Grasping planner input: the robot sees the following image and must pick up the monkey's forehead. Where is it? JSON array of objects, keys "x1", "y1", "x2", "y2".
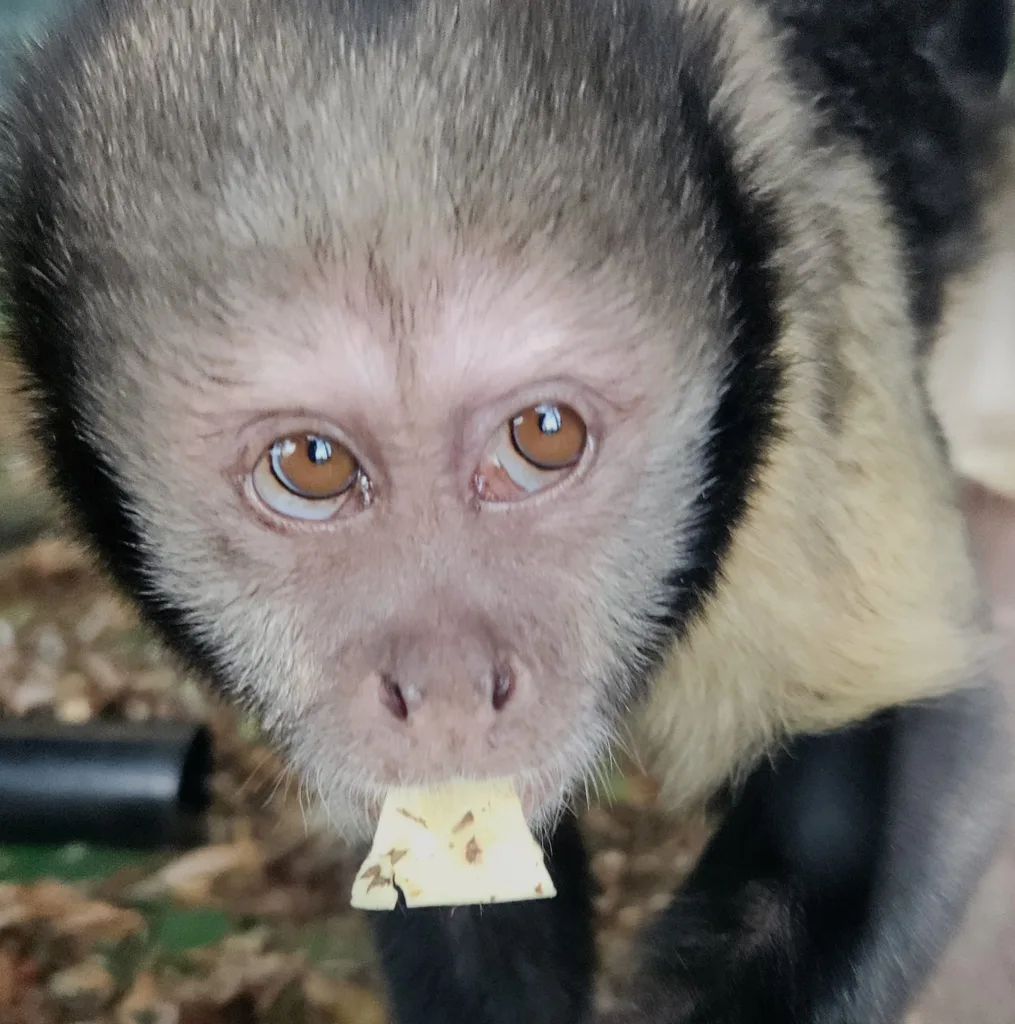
[{"x1": 2, "y1": 0, "x2": 741, "y2": 308}]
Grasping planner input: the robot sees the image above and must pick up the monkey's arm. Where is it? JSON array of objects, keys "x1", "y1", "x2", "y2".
[
  {"x1": 368, "y1": 812, "x2": 596, "y2": 1024},
  {"x1": 604, "y1": 681, "x2": 1011, "y2": 1024}
]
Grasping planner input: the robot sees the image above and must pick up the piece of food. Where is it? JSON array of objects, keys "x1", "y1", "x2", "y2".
[{"x1": 350, "y1": 778, "x2": 556, "y2": 910}]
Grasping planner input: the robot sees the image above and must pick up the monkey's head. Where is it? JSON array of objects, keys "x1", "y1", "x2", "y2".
[{"x1": 1, "y1": 0, "x2": 782, "y2": 836}]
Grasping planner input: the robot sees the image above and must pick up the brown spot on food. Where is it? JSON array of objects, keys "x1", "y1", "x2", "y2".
[
  {"x1": 465, "y1": 837, "x2": 482, "y2": 864},
  {"x1": 452, "y1": 811, "x2": 475, "y2": 834},
  {"x1": 396, "y1": 808, "x2": 428, "y2": 827},
  {"x1": 366, "y1": 873, "x2": 391, "y2": 892},
  {"x1": 535, "y1": 884, "x2": 543, "y2": 895},
  {"x1": 359, "y1": 864, "x2": 382, "y2": 881},
  {"x1": 387, "y1": 848, "x2": 408, "y2": 866}
]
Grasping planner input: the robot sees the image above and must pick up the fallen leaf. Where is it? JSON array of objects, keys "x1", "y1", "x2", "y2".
[
  {"x1": 0, "y1": 948, "x2": 34, "y2": 1006},
  {"x1": 46, "y1": 956, "x2": 117, "y2": 1015},
  {"x1": 116, "y1": 971, "x2": 179, "y2": 1024},
  {"x1": 304, "y1": 972, "x2": 388, "y2": 1024},
  {"x1": 58, "y1": 901, "x2": 146, "y2": 946},
  {"x1": 133, "y1": 841, "x2": 263, "y2": 904}
]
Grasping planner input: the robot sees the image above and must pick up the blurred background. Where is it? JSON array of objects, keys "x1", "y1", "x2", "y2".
[{"x1": 0, "y1": 2, "x2": 1014, "y2": 1023}]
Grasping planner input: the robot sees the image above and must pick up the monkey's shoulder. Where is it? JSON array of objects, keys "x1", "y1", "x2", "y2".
[{"x1": 752, "y1": 0, "x2": 1012, "y2": 327}]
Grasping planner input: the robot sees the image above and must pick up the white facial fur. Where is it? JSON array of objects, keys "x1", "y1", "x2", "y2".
[{"x1": 89, "y1": 253, "x2": 721, "y2": 839}]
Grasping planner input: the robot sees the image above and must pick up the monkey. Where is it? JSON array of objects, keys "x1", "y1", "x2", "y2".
[{"x1": 1, "y1": 0, "x2": 1013, "y2": 1021}]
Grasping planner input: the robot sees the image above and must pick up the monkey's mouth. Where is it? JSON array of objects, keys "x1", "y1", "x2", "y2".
[
  {"x1": 292, "y1": 741, "x2": 584, "y2": 843},
  {"x1": 357, "y1": 772, "x2": 567, "y2": 825},
  {"x1": 285, "y1": 692, "x2": 605, "y2": 840}
]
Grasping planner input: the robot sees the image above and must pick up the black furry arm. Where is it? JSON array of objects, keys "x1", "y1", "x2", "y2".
[
  {"x1": 367, "y1": 684, "x2": 1007, "y2": 1024},
  {"x1": 368, "y1": 812, "x2": 597, "y2": 1024},
  {"x1": 600, "y1": 682, "x2": 1011, "y2": 1024}
]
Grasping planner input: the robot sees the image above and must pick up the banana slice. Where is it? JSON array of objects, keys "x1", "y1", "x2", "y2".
[{"x1": 350, "y1": 778, "x2": 557, "y2": 910}]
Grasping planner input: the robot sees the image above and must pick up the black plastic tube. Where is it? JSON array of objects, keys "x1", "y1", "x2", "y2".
[{"x1": 0, "y1": 718, "x2": 213, "y2": 849}]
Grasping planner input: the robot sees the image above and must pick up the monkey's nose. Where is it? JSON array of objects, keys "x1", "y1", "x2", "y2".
[
  {"x1": 379, "y1": 674, "x2": 415, "y2": 721},
  {"x1": 377, "y1": 664, "x2": 516, "y2": 722},
  {"x1": 491, "y1": 666, "x2": 516, "y2": 711}
]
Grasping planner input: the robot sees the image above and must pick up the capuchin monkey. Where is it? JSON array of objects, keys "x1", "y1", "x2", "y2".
[{"x1": 1, "y1": 0, "x2": 1014, "y2": 1021}]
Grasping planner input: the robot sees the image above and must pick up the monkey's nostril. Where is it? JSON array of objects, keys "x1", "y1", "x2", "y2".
[
  {"x1": 492, "y1": 666, "x2": 515, "y2": 711},
  {"x1": 380, "y1": 675, "x2": 410, "y2": 721}
]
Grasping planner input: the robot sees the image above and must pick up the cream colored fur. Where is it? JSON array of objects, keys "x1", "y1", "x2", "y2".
[{"x1": 633, "y1": 0, "x2": 987, "y2": 813}]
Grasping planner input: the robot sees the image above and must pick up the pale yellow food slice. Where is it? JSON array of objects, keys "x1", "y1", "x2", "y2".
[{"x1": 350, "y1": 778, "x2": 557, "y2": 910}]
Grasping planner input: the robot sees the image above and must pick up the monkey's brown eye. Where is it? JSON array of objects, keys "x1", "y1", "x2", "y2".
[
  {"x1": 271, "y1": 435, "x2": 357, "y2": 497},
  {"x1": 510, "y1": 404, "x2": 587, "y2": 470},
  {"x1": 252, "y1": 433, "x2": 363, "y2": 521},
  {"x1": 474, "y1": 403, "x2": 589, "y2": 504}
]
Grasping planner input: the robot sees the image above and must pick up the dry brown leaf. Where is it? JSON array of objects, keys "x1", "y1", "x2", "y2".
[
  {"x1": 57, "y1": 901, "x2": 146, "y2": 946},
  {"x1": 0, "y1": 951, "x2": 18, "y2": 1007},
  {"x1": 0, "y1": 949, "x2": 34, "y2": 1006},
  {"x1": 55, "y1": 694, "x2": 95, "y2": 723},
  {"x1": 46, "y1": 956, "x2": 117, "y2": 1015},
  {"x1": 0, "y1": 886, "x2": 25, "y2": 906},
  {"x1": 0, "y1": 887, "x2": 33, "y2": 933},
  {"x1": 304, "y1": 972, "x2": 388, "y2": 1024},
  {"x1": 132, "y1": 839, "x2": 264, "y2": 904},
  {"x1": 116, "y1": 971, "x2": 179, "y2": 1024},
  {"x1": 0, "y1": 905, "x2": 32, "y2": 933},
  {"x1": 19, "y1": 539, "x2": 92, "y2": 580},
  {"x1": 23, "y1": 881, "x2": 87, "y2": 919}
]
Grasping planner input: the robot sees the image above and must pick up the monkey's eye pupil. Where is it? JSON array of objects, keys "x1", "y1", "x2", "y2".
[
  {"x1": 510, "y1": 403, "x2": 587, "y2": 470},
  {"x1": 267, "y1": 432, "x2": 359, "y2": 500}
]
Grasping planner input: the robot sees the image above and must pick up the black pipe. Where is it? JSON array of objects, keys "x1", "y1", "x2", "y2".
[{"x1": 0, "y1": 718, "x2": 213, "y2": 849}]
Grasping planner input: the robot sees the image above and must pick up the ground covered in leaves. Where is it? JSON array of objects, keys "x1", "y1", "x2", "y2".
[{"x1": 0, "y1": 535, "x2": 710, "y2": 1024}]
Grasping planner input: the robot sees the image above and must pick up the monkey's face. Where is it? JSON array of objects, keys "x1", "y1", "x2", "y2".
[
  {"x1": 2, "y1": 0, "x2": 741, "y2": 838},
  {"x1": 83, "y1": 250, "x2": 721, "y2": 836}
]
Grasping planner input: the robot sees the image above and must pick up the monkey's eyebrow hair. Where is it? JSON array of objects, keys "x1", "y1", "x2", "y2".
[
  {"x1": 201, "y1": 370, "x2": 252, "y2": 388},
  {"x1": 157, "y1": 356, "x2": 252, "y2": 392},
  {"x1": 188, "y1": 405, "x2": 354, "y2": 444},
  {"x1": 192, "y1": 423, "x2": 244, "y2": 443}
]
